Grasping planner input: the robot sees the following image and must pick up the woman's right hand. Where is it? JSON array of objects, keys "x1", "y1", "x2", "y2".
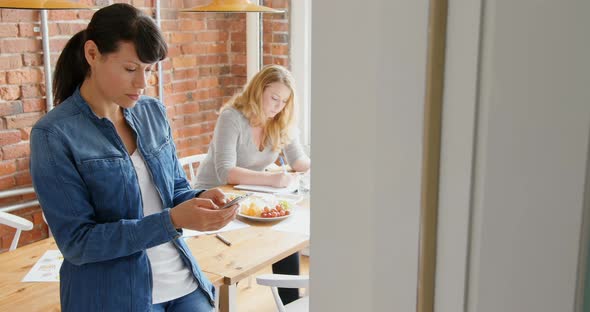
[
  {"x1": 169, "y1": 198, "x2": 237, "y2": 231},
  {"x1": 270, "y1": 172, "x2": 297, "y2": 188}
]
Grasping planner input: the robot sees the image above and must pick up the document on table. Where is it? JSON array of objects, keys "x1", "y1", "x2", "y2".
[
  {"x1": 22, "y1": 250, "x2": 63, "y2": 282},
  {"x1": 272, "y1": 207, "x2": 310, "y2": 236},
  {"x1": 234, "y1": 182, "x2": 298, "y2": 195},
  {"x1": 182, "y1": 219, "x2": 250, "y2": 237}
]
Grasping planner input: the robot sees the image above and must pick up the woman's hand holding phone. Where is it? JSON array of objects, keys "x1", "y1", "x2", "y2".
[
  {"x1": 197, "y1": 188, "x2": 228, "y2": 207},
  {"x1": 170, "y1": 189, "x2": 238, "y2": 231},
  {"x1": 220, "y1": 193, "x2": 252, "y2": 209}
]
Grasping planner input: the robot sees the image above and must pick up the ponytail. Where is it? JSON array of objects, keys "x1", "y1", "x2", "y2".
[
  {"x1": 52, "y1": 3, "x2": 167, "y2": 106},
  {"x1": 53, "y1": 30, "x2": 89, "y2": 105}
]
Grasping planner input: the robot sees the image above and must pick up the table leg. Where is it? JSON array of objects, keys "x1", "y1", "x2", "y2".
[{"x1": 218, "y1": 284, "x2": 237, "y2": 312}]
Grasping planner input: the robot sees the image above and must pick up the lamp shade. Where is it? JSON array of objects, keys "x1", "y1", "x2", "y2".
[
  {"x1": 0, "y1": 0, "x2": 92, "y2": 10},
  {"x1": 181, "y1": 0, "x2": 283, "y2": 13}
]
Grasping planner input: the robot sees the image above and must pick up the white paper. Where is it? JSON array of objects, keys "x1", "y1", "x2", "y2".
[
  {"x1": 22, "y1": 250, "x2": 63, "y2": 282},
  {"x1": 272, "y1": 207, "x2": 310, "y2": 236},
  {"x1": 182, "y1": 219, "x2": 250, "y2": 237},
  {"x1": 234, "y1": 183, "x2": 298, "y2": 194}
]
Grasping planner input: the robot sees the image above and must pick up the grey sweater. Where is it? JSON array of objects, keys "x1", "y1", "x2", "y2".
[{"x1": 194, "y1": 107, "x2": 306, "y2": 189}]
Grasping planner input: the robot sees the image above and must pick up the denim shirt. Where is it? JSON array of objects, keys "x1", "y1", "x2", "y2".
[{"x1": 30, "y1": 88, "x2": 215, "y2": 312}]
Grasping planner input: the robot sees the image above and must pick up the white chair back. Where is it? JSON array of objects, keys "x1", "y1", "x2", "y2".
[
  {"x1": 178, "y1": 154, "x2": 207, "y2": 186},
  {"x1": 0, "y1": 211, "x2": 34, "y2": 251},
  {"x1": 256, "y1": 274, "x2": 309, "y2": 312}
]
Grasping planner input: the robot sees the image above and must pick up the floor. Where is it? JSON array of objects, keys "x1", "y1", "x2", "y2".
[{"x1": 236, "y1": 255, "x2": 309, "y2": 312}]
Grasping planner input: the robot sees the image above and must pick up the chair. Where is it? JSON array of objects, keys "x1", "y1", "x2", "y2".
[
  {"x1": 178, "y1": 154, "x2": 207, "y2": 186},
  {"x1": 0, "y1": 211, "x2": 34, "y2": 251},
  {"x1": 256, "y1": 274, "x2": 309, "y2": 312}
]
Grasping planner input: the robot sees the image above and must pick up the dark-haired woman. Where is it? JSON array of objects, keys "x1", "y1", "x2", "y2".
[{"x1": 29, "y1": 4, "x2": 236, "y2": 311}]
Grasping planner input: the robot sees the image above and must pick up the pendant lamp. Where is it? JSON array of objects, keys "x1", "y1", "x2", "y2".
[
  {"x1": 181, "y1": 0, "x2": 283, "y2": 13},
  {"x1": 0, "y1": 0, "x2": 92, "y2": 10},
  {"x1": 180, "y1": 0, "x2": 283, "y2": 80}
]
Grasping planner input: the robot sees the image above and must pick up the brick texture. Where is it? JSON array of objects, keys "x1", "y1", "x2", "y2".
[{"x1": 0, "y1": 0, "x2": 291, "y2": 253}]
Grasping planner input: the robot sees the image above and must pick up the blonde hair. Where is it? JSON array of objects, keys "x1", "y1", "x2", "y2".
[{"x1": 223, "y1": 64, "x2": 296, "y2": 152}]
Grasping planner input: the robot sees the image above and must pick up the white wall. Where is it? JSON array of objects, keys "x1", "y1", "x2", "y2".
[
  {"x1": 435, "y1": 0, "x2": 483, "y2": 310},
  {"x1": 311, "y1": 0, "x2": 429, "y2": 311},
  {"x1": 437, "y1": 1, "x2": 590, "y2": 312}
]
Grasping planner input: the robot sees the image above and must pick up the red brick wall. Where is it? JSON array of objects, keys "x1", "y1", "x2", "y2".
[
  {"x1": 0, "y1": 0, "x2": 291, "y2": 253},
  {"x1": 262, "y1": 0, "x2": 290, "y2": 67}
]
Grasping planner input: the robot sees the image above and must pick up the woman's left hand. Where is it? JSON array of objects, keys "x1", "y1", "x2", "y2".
[{"x1": 198, "y1": 188, "x2": 227, "y2": 207}]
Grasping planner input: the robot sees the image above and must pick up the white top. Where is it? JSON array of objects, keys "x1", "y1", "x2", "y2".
[
  {"x1": 130, "y1": 150, "x2": 198, "y2": 304},
  {"x1": 195, "y1": 107, "x2": 307, "y2": 189}
]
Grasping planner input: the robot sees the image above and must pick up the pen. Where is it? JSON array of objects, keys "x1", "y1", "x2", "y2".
[
  {"x1": 279, "y1": 154, "x2": 288, "y2": 174},
  {"x1": 215, "y1": 233, "x2": 232, "y2": 246}
]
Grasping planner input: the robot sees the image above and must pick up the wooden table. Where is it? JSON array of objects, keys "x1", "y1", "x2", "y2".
[
  {"x1": 188, "y1": 187, "x2": 310, "y2": 312},
  {"x1": 0, "y1": 238, "x2": 223, "y2": 311},
  {"x1": 0, "y1": 189, "x2": 309, "y2": 312},
  {"x1": 0, "y1": 238, "x2": 61, "y2": 311},
  {"x1": 186, "y1": 226, "x2": 309, "y2": 312}
]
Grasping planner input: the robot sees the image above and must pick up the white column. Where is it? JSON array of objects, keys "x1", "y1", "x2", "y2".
[
  {"x1": 290, "y1": 0, "x2": 311, "y2": 149},
  {"x1": 40, "y1": 10, "x2": 53, "y2": 111},
  {"x1": 246, "y1": 1, "x2": 261, "y2": 81},
  {"x1": 155, "y1": 0, "x2": 164, "y2": 102}
]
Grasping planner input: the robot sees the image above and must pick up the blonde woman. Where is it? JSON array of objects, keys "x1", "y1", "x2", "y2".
[
  {"x1": 195, "y1": 64, "x2": 310, "y2": 190},
  {"x1": 195, "y1": 64, "x2": 310, "y2": 304}
]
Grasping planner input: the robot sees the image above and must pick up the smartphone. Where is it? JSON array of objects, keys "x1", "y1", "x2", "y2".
[{"x1": 220, "y1": 193, "x2": 253, "y2": 209}]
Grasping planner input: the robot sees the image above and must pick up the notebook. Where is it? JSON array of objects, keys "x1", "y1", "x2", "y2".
[{"x1": 234, "y1": 183, "x2": 298, "y2": 194}]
